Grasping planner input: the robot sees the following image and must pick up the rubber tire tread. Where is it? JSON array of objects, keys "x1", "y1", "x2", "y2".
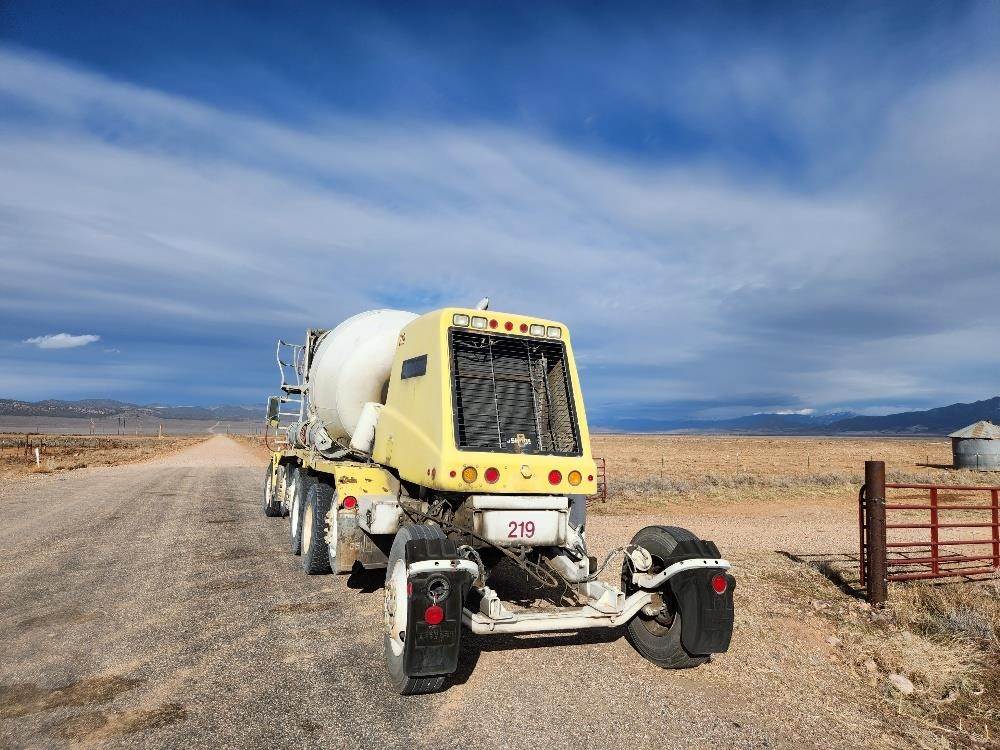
[
  {"x1": 301, "y1": 480, "x2": 333, "y2": 575},
  {"x1": 262, "y1": 466, "x2": 280, "y2": 517},
  {"x1": 623, "y1": 525, "x2": 710, "y2": 669},
  {"x1": 385, "y1": 524, "x2": 450, "y2": 695},
  {"x1": 287, "y1": 467, "x2": 309, "y2": 555}
]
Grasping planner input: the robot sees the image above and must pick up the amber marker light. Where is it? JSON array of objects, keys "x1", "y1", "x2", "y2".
[
  {"x1": 568, "y1": 470, "x2": 582, "y2": 486},
  {"x1": 462, "y1": 466, "x2": 478, "y2": 483}
]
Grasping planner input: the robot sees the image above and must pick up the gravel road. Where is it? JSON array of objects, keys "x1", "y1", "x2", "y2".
[{"x1": 1, "y1": 436, "x2": 896, "y2": 750}]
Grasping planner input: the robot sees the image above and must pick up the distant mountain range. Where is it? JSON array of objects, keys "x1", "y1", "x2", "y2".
[
  {"x1": 4, "y1": 395, "x2": 999, "y2": 435},
  {"x1": 0, "y1": 399, "x2": 261, "y2": 421},
  {"x1": 661, "y1": 411, "x2": 858, "y2": 434},
  {"x1": 603, "y1": 396, "x2": 1000, "y2": 435},
  {"x1": 828, "y1": 397, "x2": 1000, "y2": 435}
]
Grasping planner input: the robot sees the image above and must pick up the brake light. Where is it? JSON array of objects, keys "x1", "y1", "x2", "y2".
[
  {"x1": 711, "y1": 573, "x2": 728, "y2": 595},
  {"x1": 484, "y1": 467, "x2": 500, "y2": 483},
  {"x1": 343, "y1": 496, "x2": 357, "y2": 509},
  {"x1": 519, "y1": 323, "x2": 528, "y2": 333},
  {"x1": 489, "y1": 319, "x2": 498, "y2": 329},
  {"x1": 504, "y1": 321, "x2": 513, "y2": 331},
  {"x1": 424, "y1": 604, "x2": 445, "y2": 626},
  {"x1": 548, "y1": 470, "x2": 562, "y2": 485}
]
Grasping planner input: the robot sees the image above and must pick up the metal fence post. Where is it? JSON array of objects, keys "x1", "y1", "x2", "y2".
[
  {"x1": 992, "y1": 489, "x2": 999, "y2": 571},
  {"x1": 865, "y1": 461, "x2": 887, "y2": 605}
]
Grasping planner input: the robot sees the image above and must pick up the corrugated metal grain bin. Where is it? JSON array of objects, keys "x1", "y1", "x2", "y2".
[{"x1": 949, "y1": 421, "x2": 1000, "y2": 470}]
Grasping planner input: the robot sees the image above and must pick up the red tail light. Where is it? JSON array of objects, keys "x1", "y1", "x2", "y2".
[
  {"x1": 548, "y1": 470, "x2": 562, "y2": 485},
  {"x1": 489, "y1": 319, "x2": 498, "y2": 329},
  {"x1": 484, "y1": 467, "x2": 500, "y2": 483},
  {"x1": 711, "y1": 573, "x2": 728, "y2": 595},
  {"x1": 519, "y1": 323, "x2": 528, "y2": 332},
  {"x1": 504, "y1": 321, "x2": 513, "y2": 331},
  {"x1": 424, "y1": 604, "x2": 444, "y2": 625},
  {"x1": 343, "y1": 495, "x2": 357, "y2": 509}
]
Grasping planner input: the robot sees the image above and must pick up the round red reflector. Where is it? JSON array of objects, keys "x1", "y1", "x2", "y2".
[
  {"x1": 548, "y1": 470, "x2": 562, "y2": 485},
  {"x1": 343, "y1": 495, "x2": 357, "y2": 509},
  {"x1": 711, "y1": 573, "x2": 728, "y2": 595},
  {"x1": 587, "y1": 474, "x2": 594, "y2": 481},
  {"x1": 504, "y1": 321, "x2": 513, "y2": 331},
  {"x1": 424, "y1": 604, "x2": 445, "y2": 626},
  {"x1": 489, "y1": 319, "x2": 498, "y2": 329},
  {"x1": 484, "y1": 467, "x2": 500, "y2": 483},
  {"x1": 449, "y1": 470, "x2": 456, "y2": 478},
  {"x1": 519, "y1": 323, "x2": 528, "y2": 332}
]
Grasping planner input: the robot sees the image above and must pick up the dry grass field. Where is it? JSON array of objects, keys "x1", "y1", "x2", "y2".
[
  {"x1": 0, "y1": 434, "x2": 207, "y2": 478},
  {"x1": 589, "y1": 434, "x2": 1000, "y2": 512}
]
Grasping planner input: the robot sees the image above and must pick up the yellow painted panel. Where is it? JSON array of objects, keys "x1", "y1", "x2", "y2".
[{"x1": 372, "y1": 307, "x2": 597, "y2": 495}]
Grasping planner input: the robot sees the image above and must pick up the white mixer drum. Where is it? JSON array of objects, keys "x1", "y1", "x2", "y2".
[{"x1": 308, "y1": 309, "x2": 417, "y2": 444}]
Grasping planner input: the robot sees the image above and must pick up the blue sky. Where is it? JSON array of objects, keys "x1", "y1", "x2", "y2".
[{"x1": 1, "y1": 2, "x2": 999, "y2": 426}]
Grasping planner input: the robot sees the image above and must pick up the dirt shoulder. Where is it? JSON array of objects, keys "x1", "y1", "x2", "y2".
[{"x1": 0, "y1": 434, "x2": 209, "y2": 479}]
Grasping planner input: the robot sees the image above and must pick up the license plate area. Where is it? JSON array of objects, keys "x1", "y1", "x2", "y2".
[
  {"x1": 414, "y1": 623, "x2": 458, "y2": 647},
  {"x1": 472, "y1": 509, "x2": 567, "y2": 546}
]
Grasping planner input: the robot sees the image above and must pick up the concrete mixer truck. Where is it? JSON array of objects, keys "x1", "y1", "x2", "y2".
[{"x1": 261, "y1": 305, "x2": 734, "y2": 694}]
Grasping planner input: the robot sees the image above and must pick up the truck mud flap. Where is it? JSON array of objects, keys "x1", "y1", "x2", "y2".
[
  {"x1": 335, "y1": 511, "x2": 359, "y2": 573},
  {"x1": 669, "y1": 568, "x2": 735, "y2": 655},
  {"x1": 403, "y1": 538, "x2": 465, "y2": 678}
]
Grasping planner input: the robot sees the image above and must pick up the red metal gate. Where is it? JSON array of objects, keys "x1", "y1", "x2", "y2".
[
  {"x1": 594, "y1": 456, "x2": 607, "y2": 502},
  {"x1": 859, "y1": 460, "x2": 1000, "y2": 603}
]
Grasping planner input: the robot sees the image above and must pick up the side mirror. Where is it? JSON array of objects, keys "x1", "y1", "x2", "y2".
[{"x1": 266, "y1": 396, "x2": 280, "y2": 424}]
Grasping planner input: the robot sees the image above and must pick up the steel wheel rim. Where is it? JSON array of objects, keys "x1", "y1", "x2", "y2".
[
  {"x1": 385, "y1": 559, "x2": 408, "y2": 657},
  {"x1": 302, "y1": 502, "x2": 313, "y2": 554},
  {"x1": 325, "y1": 507, "x2": 337, "y2": 567}
]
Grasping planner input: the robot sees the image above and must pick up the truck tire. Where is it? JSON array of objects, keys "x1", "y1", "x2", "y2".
[
  {"x1": 384, "y1": 524, "x2": 450, "y2": 695},
  {"x1": 288, "y1": 467, "x2": 313, "y2": 555},
  {"x1": 621, "y1": 525, "x2": 710, "y2": 669},
  {"x1": 301, "y1": 480, "x2": 333, "y2": 575},
  {"x1": 275, "y1": 464, "x2": 291, "y2": 516},
  {"x1": 262, "y1": 466, "x2": 281, "y2": 517}
]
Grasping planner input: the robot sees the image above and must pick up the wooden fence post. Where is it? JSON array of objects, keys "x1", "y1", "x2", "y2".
[{"x1": 864, "y1": 460, "x2": 887, "y2": 605}]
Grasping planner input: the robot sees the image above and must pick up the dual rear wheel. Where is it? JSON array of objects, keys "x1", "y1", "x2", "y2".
[{"x1": 263, "y1": 464, "x2": 334, "y2": 575}]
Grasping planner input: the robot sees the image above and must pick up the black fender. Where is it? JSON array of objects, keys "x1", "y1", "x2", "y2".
[
  {"x1": 662, "y1": 539, "x2": 736, "y2": 655},
  {"x1": 403, "y1": 537, "x2": 466, "y2": 678}
]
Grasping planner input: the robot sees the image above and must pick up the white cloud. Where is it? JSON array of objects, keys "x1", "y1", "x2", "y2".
[
  {"x1": 0, "y1": 47, "x2": 999, "y2": 415},
  {"x1": 24, "y1": 333, "x2": 101, "y2": 349}
]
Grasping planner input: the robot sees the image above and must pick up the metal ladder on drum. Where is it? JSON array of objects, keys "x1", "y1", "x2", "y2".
[{"x1": 273, "y1": 339, "x2": 307, "y2": 446}]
